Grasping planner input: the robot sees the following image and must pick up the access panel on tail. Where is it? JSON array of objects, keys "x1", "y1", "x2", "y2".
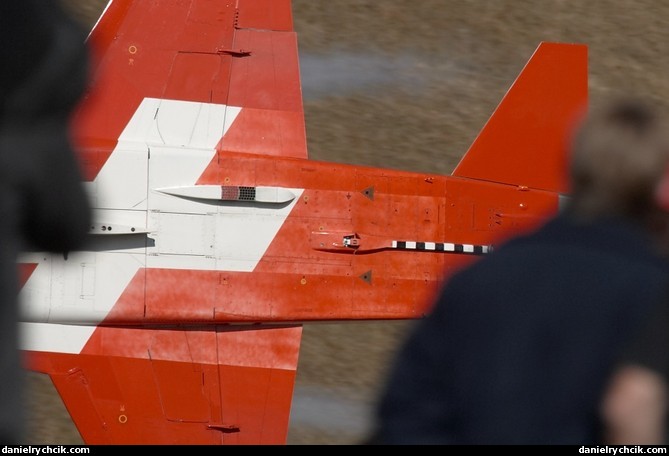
[{"x1": 18, "y1": 0, "x2": 587, "y2": 445}]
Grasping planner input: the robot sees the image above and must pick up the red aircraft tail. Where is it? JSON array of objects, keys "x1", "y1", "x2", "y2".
[
  {"x1": 453, "y1": 42, "x2": 588, "y2": 194},
  {"x1": 19, "y1": 1, "x2": 587, "y2": 443}
]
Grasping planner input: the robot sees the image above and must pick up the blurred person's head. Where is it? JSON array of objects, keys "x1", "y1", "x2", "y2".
[{"x1": 566, "y1": 98, "x2": 669, "y2": 249}]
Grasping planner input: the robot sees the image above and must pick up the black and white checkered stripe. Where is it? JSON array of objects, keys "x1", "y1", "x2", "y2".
[{"x1": 391, "y1": 241, "x2": 492, "y2": 255}]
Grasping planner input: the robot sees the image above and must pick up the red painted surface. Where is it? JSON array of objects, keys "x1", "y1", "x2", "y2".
[
  {"x1": 21, "y1": 0, "x2": 587, "y2": 446},
  {"x1": 26, "y1": 325, "x2": 302, "y2": 444},
  {"x1": 453, "y1": 43, "x2": 588, "y2": 194},
  {"x1": 74, "y1": 0, "x2": 305, "y2": 182},
  {"x1": 18, "y1": 263, "x2": 37, "y2": 288}
]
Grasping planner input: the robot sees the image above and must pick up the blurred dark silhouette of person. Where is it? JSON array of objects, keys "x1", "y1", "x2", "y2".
[
  {"x1": 0, "y1": 1, "x2": 91, "y2": 444},
  {"x1": 370, "y1": 98, "x2": 669, "y2": 444},
  {"x1": 600, "y1": 286, "x2": 669, "y2": 444}
]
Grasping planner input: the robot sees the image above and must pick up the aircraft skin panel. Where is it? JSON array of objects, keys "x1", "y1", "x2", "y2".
[
  {"x1": 236, "y1": 0, "x2": 294, "y2": 32},
  {"x1": 20, "y1": 323, "x2": 97, "y2": 355},
  {"x1": 21, "y1": 154, "x2": 559, "y2": 327},
  {"x1": 216, "y1": 106, "x2": 307, "y2": 159},
  {"x1": 75, "y1": 0, "x2": 306, "y2": 182},
  {"x1": 229, "y1": 30, "x2": 304, "y2": 114},
  {"x1": 25, "y1": 325, "x2": 302, "y2": 445}
]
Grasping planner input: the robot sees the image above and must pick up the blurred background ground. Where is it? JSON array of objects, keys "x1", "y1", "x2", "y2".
[{"x1": 25, "y1": 0, "x2": 669, "y2": 445}]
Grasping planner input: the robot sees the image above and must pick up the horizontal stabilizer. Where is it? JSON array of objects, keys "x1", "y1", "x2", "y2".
[{"x1": 25, "y1": 325, "x2": 303, "y2": 444}]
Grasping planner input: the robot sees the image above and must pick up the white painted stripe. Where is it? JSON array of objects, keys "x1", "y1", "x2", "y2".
[
  {"x1": 406, "y1": 241, "x2": 417, "y2": 249},
  {"x1": 424, "y1": 242, "x2": 436, "y2": 250},
  {"x1": 391, "y1": 240, "x2": 398, "y2": 248},
  {"x1": 463, "y1": 244, "x2": 474, "y2": 253},
  {"x1": 20, "y1": 97, "x2": 305, "y2": 354},
  {"x1": 20, "y1": 322, "x2": 96, "y2": 354},
  {"x1": 444, "y1": 243, "x2": 455, "y2": 251}
]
